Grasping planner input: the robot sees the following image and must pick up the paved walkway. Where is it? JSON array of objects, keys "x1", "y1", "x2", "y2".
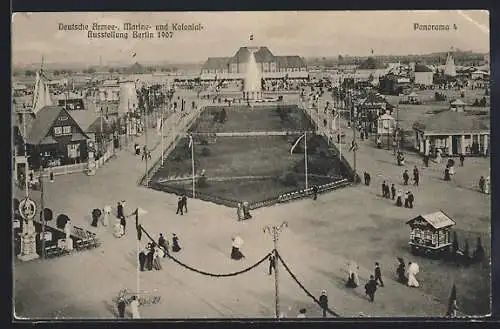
[{"x1": 13, "y1": 90, "x2": 490, "y2": 318}]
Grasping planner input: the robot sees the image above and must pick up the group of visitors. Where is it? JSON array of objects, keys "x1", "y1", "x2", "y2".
[
  {"x1": 344, "y1": 261, "x2": 384, "y2": 303},
  {"x1": 138, "y1": 242, "x2": 164, "y2": 271},
  {"x1": 344, "y1": 258, "x2": 421, "y2": 305},
  {"x1": 396, "y1": 258, "x2": 420, "y2": 288},
  {"x1": 176, "y1": 195, "x2": 188, "y2": 215},
  {"x1": 236, "y1": 202, "x2": 252, "y2": 221},
  {"x1": 137, "y1": 232, "x2": 182, "y2": 272},
  {"x1": 117, "y1": 294, "x2": 140, "y2": 319},
  {"x1": 379, "y1": 179, "x2": 416, "y2": 209},
  {"x1": 133, "y1": 143, "x2": 152, "y2": 160}
]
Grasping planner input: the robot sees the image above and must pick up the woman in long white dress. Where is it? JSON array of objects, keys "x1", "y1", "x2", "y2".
[
  {"x1": 129, "y1": 296, "x2": 140, "y2": 319},
  {"x1": 103, "y1": 205, "x2": 111, "y2": 227},
  {"x1": 407, "y1": 262, "x2": 420, "y2": 287},
  {"x1": 231, "y1": 236, "x2": 245, "y2": 260},
  {"x1": 113, "y1": 218, "x2": 123, "y2": 238}
]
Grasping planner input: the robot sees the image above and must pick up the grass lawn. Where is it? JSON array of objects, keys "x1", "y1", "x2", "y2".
[
  {"x1": 162, "y1": 178, "x2": 313, "y2": 204},
  {"x1": 189, "y1": 105, "x2": 315, "y2": 133},
  {"x1": 152, "y1": 134, "x2": 346, "y2": 204},
  {"x1": 152, "y1": 103, "x2": 348, "y2": 205}
]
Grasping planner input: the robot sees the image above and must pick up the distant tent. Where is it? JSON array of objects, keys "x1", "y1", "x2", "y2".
[{"x1": 32, "y1": 70, "x2": 53, "y2": 115}]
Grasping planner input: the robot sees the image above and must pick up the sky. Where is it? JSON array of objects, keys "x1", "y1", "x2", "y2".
[{"x1": 11, "y1": 10, "x2": 489, "y2": 66}]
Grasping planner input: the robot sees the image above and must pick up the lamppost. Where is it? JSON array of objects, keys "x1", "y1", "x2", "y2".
[
  {"x1": 144, "y1": 89, "x2": 149, "y2": 186},
  {"x1": 263, "y1": 221, "x2": 288, "y2": 319}
]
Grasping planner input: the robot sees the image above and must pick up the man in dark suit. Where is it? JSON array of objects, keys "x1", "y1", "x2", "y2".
[
  {"x1": 268, "y1": 254, "x2": 276, "y2": 275},
  {"x1": 365, "y1": 275, "x2": 378, "y2": 302},
  {"x1": 176, "y1": 197, "x2": 184, "y2": 215},
  {"x1": 319, "y1": 290, "x2": 328, "y2": 318},
  {"x1": 181, "y1": 194, "x2": 188, "y2": 213}
]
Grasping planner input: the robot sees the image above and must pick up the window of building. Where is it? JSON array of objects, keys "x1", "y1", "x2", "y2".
[
  {"x1": 54, "y1": 127, "x2": 62, "y2": 135},
  {"x1": 270, "y1": 62, "x2": 276, "y2": 72},
  {"x1": 63, "y1": 126, "x2": 72, "y2": 134},
  {"x1": 263, "y1": 62, "x2": 269, "y2": 72}
]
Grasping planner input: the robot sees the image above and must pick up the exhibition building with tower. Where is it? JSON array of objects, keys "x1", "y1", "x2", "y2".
[{"x1": 200, "y1": 46, "x2": 309, "y2": 81}]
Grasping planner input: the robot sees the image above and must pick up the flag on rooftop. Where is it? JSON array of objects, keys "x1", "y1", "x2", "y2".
[
  {"x1": 290, "y1": 133, "x2": 306, "y2": 154},
  {"x1": 250, "y1": 34, "x2": 254, "y2": 41}
]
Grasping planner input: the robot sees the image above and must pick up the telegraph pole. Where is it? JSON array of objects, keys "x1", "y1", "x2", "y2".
[
  {"x1": 351, "y1": 89, "x2": 357, "y2": 182},
  {"x1": 39, "y1": 161, "x2": 45, "y2": 259},
  {"x1": 263, "y1": 221, "x2": 288, "y2": 319}
]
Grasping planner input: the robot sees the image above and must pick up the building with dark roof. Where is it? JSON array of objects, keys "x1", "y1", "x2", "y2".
[
  {"x1": 414, "y1": 64, "x2": 434, "y2": 86},
  {"x1": 22, "y1": 106, "x2": 90, "y2": 169},
  {"x1": 201, "y1": 46, "x2": 308, "y2": 80},
  {"x1": 413, "y1": 110, "x2": 489, "y2": 156}
]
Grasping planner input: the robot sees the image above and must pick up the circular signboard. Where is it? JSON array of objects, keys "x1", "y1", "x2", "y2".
[{"x1": 19, "y1": 197, "x2": 37, "y2": 220}]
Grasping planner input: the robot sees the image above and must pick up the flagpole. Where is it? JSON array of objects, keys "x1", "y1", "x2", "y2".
[
  {"x1": 191, "y1": 136, "x2": 195, "y2": 198},
  {"x1": 304, "y1": 131, "x2": 308, "y2": 190},
  {"x1": 161, "y1": 85, "x2": 165, "y2": 166}
]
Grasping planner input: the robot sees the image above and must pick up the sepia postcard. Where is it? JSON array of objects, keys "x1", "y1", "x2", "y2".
[{"x1": 11, "y1": 10, "x2": 491, "y2": 320}]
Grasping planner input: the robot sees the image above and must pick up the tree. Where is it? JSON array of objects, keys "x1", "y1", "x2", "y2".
[{"x1": 25, "y1": 70, "x2": 36, "y2": 77}]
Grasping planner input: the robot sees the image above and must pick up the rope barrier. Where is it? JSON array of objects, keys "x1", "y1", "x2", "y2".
[
  {"x1": 167, "y1": 250, "x2": 273, "y2": 278},
  {"x1": 139, "y1": 225, "x2": 274, "y2": 278},
  {"x1": 276, "y1": 252, "x2": 340, "y2": 317}
]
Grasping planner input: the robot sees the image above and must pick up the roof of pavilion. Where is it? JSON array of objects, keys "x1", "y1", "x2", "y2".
[{"x1": 413, "y1": 110, "x2": 489, "y2": 135}]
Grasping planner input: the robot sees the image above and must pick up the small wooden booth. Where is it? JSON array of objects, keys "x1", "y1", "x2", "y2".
[{"x1": 406, "y1": 210, "x2": 456, "y2": 256}]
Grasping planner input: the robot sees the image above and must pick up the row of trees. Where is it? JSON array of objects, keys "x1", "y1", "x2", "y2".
[{"x1": 306, "y1": 51, "x2": 486, "y2": 68}]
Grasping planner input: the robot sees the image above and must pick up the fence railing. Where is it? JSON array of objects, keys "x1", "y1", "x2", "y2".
[
  {"x1": 140, "y1": 107, "x2": 206, "y2": 187},
  {"x1": 149, "y1": 181, "x2": 241, "y2": 208},
  {"x1": 299, "y1": 104, "x2": 359, "y2": 182},
  {"x1": 278, "y1": 178, "x2": 350, "y2": 203},
  {"x1": 41, "y1": 163, "x2": 87, "y2": 177}
]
